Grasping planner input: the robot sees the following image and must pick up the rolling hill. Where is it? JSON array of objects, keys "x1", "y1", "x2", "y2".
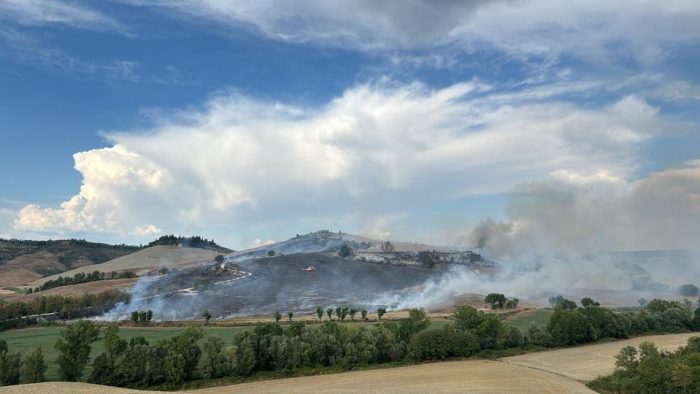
[
  {"x1": 26, "y1": 245, "x2": 221, "y2": 287},
  {"x1": 0, "y1": 239, "x2": 139, "y2": 286}
]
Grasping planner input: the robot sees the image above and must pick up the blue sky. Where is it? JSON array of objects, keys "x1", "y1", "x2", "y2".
[{"x1": 1, "y1": 1, "x2": 699, "y2": 252}]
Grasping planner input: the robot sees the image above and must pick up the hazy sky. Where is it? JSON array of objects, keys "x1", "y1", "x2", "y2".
[{"x1": 1, "y1": 0, "x2": 699, "y2": 250}]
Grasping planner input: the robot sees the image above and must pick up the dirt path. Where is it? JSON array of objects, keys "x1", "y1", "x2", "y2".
[{"x1": 503, "y1": 333, "x2": 698, "y2": 381}]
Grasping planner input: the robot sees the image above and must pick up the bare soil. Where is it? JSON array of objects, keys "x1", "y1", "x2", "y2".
[
  {"x1": 504, "y1": 332, "x2": 698, "y2": 381},
  {"x1": 0, "y1": 360, "x2": 593, "y2": 393},
  {"x1": 3, "y1": 279, "x2": 139, "y2": 302}
]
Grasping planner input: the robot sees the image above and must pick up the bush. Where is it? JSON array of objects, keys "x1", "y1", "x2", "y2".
[
  {"x1": 20, "y1": 347, "x2": 46, "y2": 383},
  {"x1": 547, "y1": 307, "x2": 595, "y2": 346},
  {"x1": 409, "y1": 328, "x2": 454, "y2": 360}
]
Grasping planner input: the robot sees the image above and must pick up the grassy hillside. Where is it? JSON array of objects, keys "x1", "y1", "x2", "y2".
[
  {"x1": 28, "y1": 245, "x2": 220, "y2": 286},
  {"x1": 0, "y1": 239, "x2": 140, "y2": 286},
  {"x1": 503, "y1": 309, "x2": 554, "y2": 332}
]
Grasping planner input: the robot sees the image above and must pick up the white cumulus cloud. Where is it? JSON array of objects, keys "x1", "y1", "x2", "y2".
[{"x1": 12, "y1": 80, "x2": 673, "y2": 247}]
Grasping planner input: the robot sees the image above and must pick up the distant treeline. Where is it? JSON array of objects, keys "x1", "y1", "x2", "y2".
[
  {"x1": 0, "y1": 290, "x2": 129, "y2": 331},
  {"x1": 32, "y1": 271, "x2": 137, "y2": 293},
  {"x1": 147, "y1": 235, "x2": 232, "y2": 253}
]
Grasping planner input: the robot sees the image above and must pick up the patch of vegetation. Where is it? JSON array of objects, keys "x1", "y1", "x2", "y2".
[
  {"x1": 34, "y1": 271, "x2": 137, "y2": 293},
  {"x1": 588, "y1": 336, "x2": 700, "y2": 393},
  {"x1": 147, "y1": 235, "x2": 232, "y2": 253},
  {"x1": 503, "y1": 309, "x2": 554, "y2": 332},
  {"x1": 0, "y1": 239, "x2": 140, "y2": 271},
  {"x1": 0, "y1": 290, "x2": 129, "y2": 328}
]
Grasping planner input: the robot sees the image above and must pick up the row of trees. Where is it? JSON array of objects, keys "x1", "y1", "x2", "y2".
[
  {"x1": 31, "y1": 271, "x2": 137, "y2": 293},
  {"x1": 130, "y1": 310, "x2": 154, "y2": 324},
  {"x1": 589, "y1": 337, "x2": 700, "y2": 393},
  {"x1": 2, "y1": 297, "x2": 698, "y2": 388},
  {"x1": 544, "y1": 296, "x2": 700, "y2": 347},
  {"x1": 0, "y1": 290, "x2": 129, "y2": 330},
  {"x1": 147, "y1": 235, "x2": 227, "y2": 251}
]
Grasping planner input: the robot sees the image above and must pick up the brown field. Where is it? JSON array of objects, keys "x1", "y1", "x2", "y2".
[
  {"x1": 0, "y1": 360, "x2": 593, "y2": 393},
  {"x1": 3, "y1": 278, "x2": 139, "y2": 302},
  {"x1": 27, "y1": 246, "x2": 219, "y2": 286},
  {"x1": 504, "y1": 332, "x2": 698, "y2": 381}
]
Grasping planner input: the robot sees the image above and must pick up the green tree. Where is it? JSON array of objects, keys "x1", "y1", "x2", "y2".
[
  {"x1": 55, "y1": 320, "x2": 100, "y2": 381},
  {"x1": 340, "y1": 307, "x2": 349, "y2": 321},
  {"x1": 199, "y1": 335, "x2": 229, "y2": 379},
  {"x1": 274, "y1": 311, "x2": 282, "y2": 322},
  {"x1": 130, "y1": 311, "x2": 139, "y2": 323},
  {"x1": 335, "y1": 307, "x2": 342, "y2": 320},
  {"x1": 327, "y1": 308, "x2": 334, "y2": 320},
  {"x1": 146, "y1": 309, "x2": 153, "y2": 322},
  {"x1": 288, "y1": 311, "x2": 294, "y2": 322},
  {"x1": 234, "y1": 332, "x2": 256, "y2": 376},
  {"x1": 20, "y1": 346, "x2": 46, "y2": 384},
  {"x1": 164, "y1": 350, "x2": 186, "y2": 387},
  {"x1": 202, "y1": 310, "x2": 212, "y2": 325},
  {"x1": 484, "y1": 293, "x2": 507, "y2": 309},
  {"x1": 138, "y1": 311, "x2": 148, "y2": 323},
  {"x1": 316, "y1": 306, "x2": 324, "y2": 321},
  {"x1": 214, "y1": 254, "x2": 224, "y2": 264},
  {"x1": 377, "y1": 307, "x2": 386, "y2": 320},
  {"x1": 361, "y1": 309, "x2": 368, "y2": 320},
  {"x1": 581, "y1": 297, "x2": 600, "y2": 308},
  {"x1": 349, "y1": 308, "x2": 357, "y2": 320},
  {"x1": 547, "y1": 307, "x2": 594, "y2": 346},
  {"x1": 0, "y1": 340, "x2": 21, "y2": 386},
  {"x1": 338, "y1": 244, "x2": 351, "y2": 257}
]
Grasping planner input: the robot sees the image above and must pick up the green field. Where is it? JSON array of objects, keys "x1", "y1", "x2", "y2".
[
  {"x1": 503, "y1": 309, "x2": 553, "y2": 332},
  {"x1": 0, "y1": 325, "x2": 252, "y2": 380}
]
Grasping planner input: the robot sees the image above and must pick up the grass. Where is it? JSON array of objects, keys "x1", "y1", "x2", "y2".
[
  {"x1": 1, "y1": 286, "x2": 25, "y2": 294},
  {"x1": 503, "y1": 309, "x2": 553, "y2": 332},
  {"x1": 0, "y1": 325, "x2": 253, "y2": 380},
  {"x1": 0, "y1": 315, "x2": 531, "y2": 382}
]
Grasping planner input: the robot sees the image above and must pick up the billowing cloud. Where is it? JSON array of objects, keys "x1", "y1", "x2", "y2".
[
  {"x1": 467, "y1": 161, "x2": 700, "y2": 256},
  {"x1": 13, "y1": 79, "x2": 673, "y2": 247}
]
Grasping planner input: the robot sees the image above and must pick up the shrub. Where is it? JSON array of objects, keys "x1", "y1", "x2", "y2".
[{"x1": 20, "y1": 347, "x2": 46, "y2": 383}]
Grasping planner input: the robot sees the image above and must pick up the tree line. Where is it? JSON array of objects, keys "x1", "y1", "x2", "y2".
[
  {"x1": 589, "y1": 336, "x2": 700, "y2": 393},
  {"x1": 30, "y1": 271, "x2": 137, "y2": 293},
  {"x1": 1, "y1": 296, "x2": 699, "y2": 388},
  {"x1": 0, "y1": 290, "x2": 129, "y2": 331}
]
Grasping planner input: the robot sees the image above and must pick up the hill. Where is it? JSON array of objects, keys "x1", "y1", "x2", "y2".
[
  {"x1": 27, "y1": 245, "x2": 221, "y2": 287},
  {"x1": 0, "y1": 239, "x2": 139, "y2": 286},
  {"x1": 229, "y1": 230, "x2": 461, "y2": 261}
]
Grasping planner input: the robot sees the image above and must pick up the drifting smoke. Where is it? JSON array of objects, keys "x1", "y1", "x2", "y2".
[
  {"x1": 394, "y1": 163, "x2": 700, "y2": 309},
  {"x1": 98, "y1": 162, "x2": 700, "y2": 319}
]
